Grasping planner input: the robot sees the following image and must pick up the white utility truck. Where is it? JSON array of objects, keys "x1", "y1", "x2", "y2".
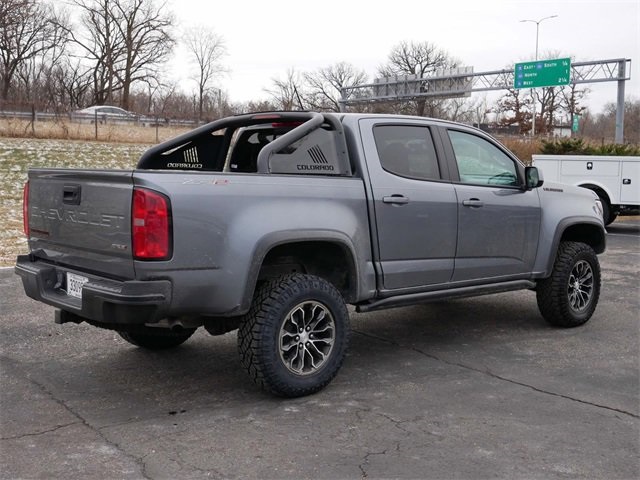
[{"x1": 533, "y1": 154, "x2": 640, "y2": 225}]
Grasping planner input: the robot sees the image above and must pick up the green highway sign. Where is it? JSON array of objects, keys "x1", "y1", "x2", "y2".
[
  {"x1": 514, "y1": 57, "x2": 571, "y2": 89},
  {"x1": 572, "y1": 114, "x2": 580, "y2": 132}
]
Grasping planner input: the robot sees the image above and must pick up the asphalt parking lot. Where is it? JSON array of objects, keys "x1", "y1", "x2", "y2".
[{"x1": 1, "y1": 221, "x2": 638, "y2": 479}]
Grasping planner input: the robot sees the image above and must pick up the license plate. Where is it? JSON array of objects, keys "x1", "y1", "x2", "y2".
[{"x1": 66, "y1": 273, "x2": 88, "y2": 299}]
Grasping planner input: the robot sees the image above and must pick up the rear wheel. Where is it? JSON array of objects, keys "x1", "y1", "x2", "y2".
[
  {"x1": 600, "y1": 197, "x2": 618, "y2": 225},
  {"x1": 536, "y1": 241, "x2": 601, "y2": 327},
  {"x1": 118, "y1": 328, "x2": 195, "y2": 350},
  {"x1": 597, "y1": 194, "x2": 617, "y2": 225},
  {"x1": 238, "y1": 274, "x2": 350, "y2": 397}
]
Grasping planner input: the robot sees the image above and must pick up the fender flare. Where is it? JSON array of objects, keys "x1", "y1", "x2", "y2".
[
  {"x1": 543, "y1": 216, "x2": 606, "y2": 275},
  {"x1": 239, "y1": 230, "x2": 360, "y2": 312}
]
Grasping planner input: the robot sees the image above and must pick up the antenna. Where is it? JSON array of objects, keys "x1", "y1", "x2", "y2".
[{"x1": 293, "y1": 86, "x2": 304, "y2": 111}]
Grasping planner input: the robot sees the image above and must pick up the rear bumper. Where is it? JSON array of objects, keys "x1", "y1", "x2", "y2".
[{"x1": 15, "y1": 255, "x2": 171, "y2": 325}]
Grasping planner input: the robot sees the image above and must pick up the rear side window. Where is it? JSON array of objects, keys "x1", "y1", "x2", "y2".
[
  {"x1": 140, "y1": 130, "x2": 226, "y2": 171},
  {"x1": 227, "y1": 129, "x2": 279, "y2": 173},
  {"x1": 448, "y1": 130, "x2": 519, "y2": 187},
  {"x1": 373, "y1": 125, "x2": 441, "y2": 181}
]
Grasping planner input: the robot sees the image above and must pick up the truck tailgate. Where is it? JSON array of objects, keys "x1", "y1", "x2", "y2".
[{"x1": 27, "y1": 169, "x2": 135, "y2": 279}]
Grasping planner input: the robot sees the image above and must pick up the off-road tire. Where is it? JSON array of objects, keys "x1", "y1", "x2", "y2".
[
  {"x1": 238, "y1": 274, "x2": 350, "y2": 397},
  {"x1": 536, "y1": 241, "x2": 601, "y2": 328},
  {"x1": 118, "y1": 328, "x2": 195, "y2": 350}
]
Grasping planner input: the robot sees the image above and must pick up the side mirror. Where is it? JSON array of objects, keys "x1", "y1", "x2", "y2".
[{"x1": 525, "y1": 166, "x2": 544, "y2": 190}]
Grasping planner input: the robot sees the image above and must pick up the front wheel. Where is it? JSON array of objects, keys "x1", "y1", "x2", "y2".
[
  {"x1": 118, "y1": 328, "x2": 195, "y2": 350},
  {"x1": 238, "y1": 274, "x2": 350, "y2": 397},
  {"x1": 536, "y1": 241, "x2": 601, "y2": 327}
]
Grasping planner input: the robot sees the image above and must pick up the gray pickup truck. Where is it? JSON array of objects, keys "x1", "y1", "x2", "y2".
[{"x1": 16, "y1": 111, "x2": 606, "y2": 397}]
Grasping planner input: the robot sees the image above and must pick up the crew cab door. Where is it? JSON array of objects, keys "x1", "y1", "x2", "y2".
[
  {"x1": 359, "y1": 119, "x2": 457, "y2": 290},
  {"x1": 442, "y1": 128, "x2": 541, "y2": 282}
]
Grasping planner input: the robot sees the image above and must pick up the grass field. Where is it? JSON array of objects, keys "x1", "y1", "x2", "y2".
[
  {"x1": 0, "y1": 138, "x2": 150, "y2": 266},
  {"x1": 0, "y1": 118, "x2": 191, "y2": 144}
]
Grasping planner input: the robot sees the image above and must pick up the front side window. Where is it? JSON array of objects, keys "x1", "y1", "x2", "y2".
[
  {"x1": 373, "y1": 125, "x2": 441, "y2": 181},
  {"x1": 448, "y1": 130, "x2": 519, "y2": 187}
]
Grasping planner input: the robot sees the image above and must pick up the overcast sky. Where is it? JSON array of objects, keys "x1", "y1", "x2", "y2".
[{"x1": 167, "y1": 0, "x2": 639, "y2": 114}]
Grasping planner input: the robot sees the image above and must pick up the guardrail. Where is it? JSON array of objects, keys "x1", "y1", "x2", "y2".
[{"x1": 0, "y1": 109, "x2": 198, "y2": 128}]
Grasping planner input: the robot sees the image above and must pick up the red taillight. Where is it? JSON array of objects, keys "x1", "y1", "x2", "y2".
[
  {"x1": 132, "y1": 188, "x2": 171, "y2": 260},
  {"x1": 22, "y1": 181, "x2": 29, "y2": 237}
]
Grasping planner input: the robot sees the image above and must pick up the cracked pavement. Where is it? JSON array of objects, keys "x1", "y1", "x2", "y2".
[{"x1": 1, "y1": 221, "x2": 639, "y2": 479}]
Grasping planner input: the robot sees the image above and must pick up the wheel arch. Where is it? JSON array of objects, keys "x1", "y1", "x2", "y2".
[
  {"x1": 578, "y1": 182, "x2": 613, "y2": 207},
  {"x1": 544, "y1": 218, "x2": 606, "y2": 275},
  {"x1": 241, "y1": 232, "x2": 360, "y2": 311},
  {"x1": 579, "y1": 183, "x2": 619, "y2": 224}
]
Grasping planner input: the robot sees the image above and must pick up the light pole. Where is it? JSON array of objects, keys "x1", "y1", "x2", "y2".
[{"x1": 520, "y1": 15, "x2": 558, "y2": 137}]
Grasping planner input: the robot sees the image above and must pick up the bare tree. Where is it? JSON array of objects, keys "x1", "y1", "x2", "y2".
[
  {"x1": 53, "y1": 58, "x2": 93, "y2": 109},
  {"x1": 378, "y1": 41, "x2": 458, "y2": 116},
  {"x1": 493, "y1": 87, "x2": 532, "y2": 134},
  {"x1": 469, "y1": 94, "x2": 491, "y2": 127},
  {"x1": 111, "y1": 0, "x2": 174, "y2": 110},
  {"x1": 534, "y1": 84, "x2": 587, "y2": 135},
  {"x1": 233, "y1": 99, "x2": 278, "y2": 115},
  {"x1": 441, "y1": 96, "x2": 489, "y2": 124},
  {"x1": 154, "y1": 84, "x2": 193, "y2": 119},
  {"x1": 17, "y1": 6, "x2": 71, "y2": 111},
  {"x1": 61, "y1": 0, "x2": 174, "y2": 109},
  {"x1": 265, "y1": 68, "x2": 306, "y2": 111},
  {"x1": 303, "y1": 62, "x2": 367, "y2": 112},
  {"x1": 58, "y1": 0, "x2": 123, "y2": 105},
  {"x1": 183, "y1": 25, "x2": 226, "y2": 121},
  {"x1": 0, "y1": 0, "x2": 61, "y2": 102},
  {"x1": 535, "y1": 86, "x2": 563, "y2": 133},
  {"x1": 380, "y1": 41, "x2": 453, "y2": 78},
  {"x1": 561, "y1": 82, "x2": 589, "y2": 125},
  {"x1": 580, "y1": 99, "x2": 640, "y2": 144}
]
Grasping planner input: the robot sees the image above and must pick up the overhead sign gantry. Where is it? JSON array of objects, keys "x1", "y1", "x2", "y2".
[{"x1": 339, "y1": 58, "x2": 631, "y2": 143}]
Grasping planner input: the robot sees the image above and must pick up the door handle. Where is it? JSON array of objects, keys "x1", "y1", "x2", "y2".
[
  {"x1": 462, "y1": 198, "x2": 484, "y2": 207},
  {"x1": 63, "y1": 185, "x2": 81, "y2": 205},
  {"x1": 382, "y1": 195, "x2": 409, "y2": 205}
]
